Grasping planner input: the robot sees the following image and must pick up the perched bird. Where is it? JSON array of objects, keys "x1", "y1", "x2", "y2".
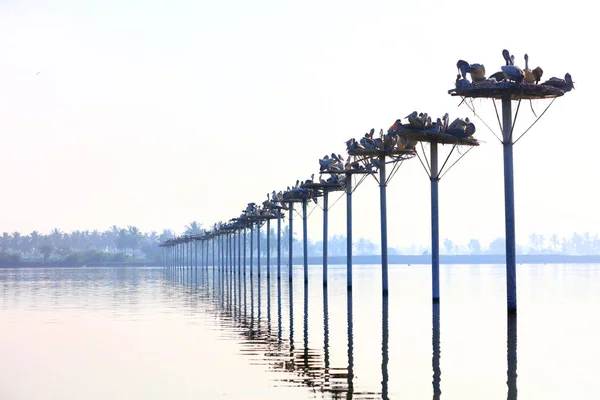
[
  {"x1": 523, "y1": 54, "x2": 535, "y2": 84},
  {"x1": 457, "y1": 60, "x2": 471, "y2": 79},
  {"x1": 541, "y1": 73, "x2": 575, "y2": 92},
  {"x1": 532, "y1": 67, "x2": 544, "y2": 84},
  {"x1": 503, "y1": 49, "x2": 512, "y2": 66},
  {"x1": 469, "y1": 63, "x2": 486, "y2": 82},
  {"x1": 405, "y1": 111, "x2": 424, "y2": 129},
  {"x1": 455, "y1": 74, "x2": 472, "y2": 89},
  {"x1": 501, "y1": 63, "x2": 525, "y2": 83},
  {"x1": 489, "y1": 71, "x2": 505, "y2": 82}
]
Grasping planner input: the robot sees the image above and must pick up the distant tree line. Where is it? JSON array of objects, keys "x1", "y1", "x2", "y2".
[
  {"x1": 2, "y1": 220, "x2": 598, "y2": 267},
  {"x1": 442, "y1": 232, "x2": 600, "y2": 255}
]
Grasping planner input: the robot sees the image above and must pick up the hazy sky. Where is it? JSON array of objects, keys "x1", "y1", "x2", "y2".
[{"x1": 0, "y1": 0, "x2": 597, "y2": 248}]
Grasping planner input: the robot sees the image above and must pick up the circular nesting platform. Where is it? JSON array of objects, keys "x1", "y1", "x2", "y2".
[
  {"x1": 398, "y1": 129, "x2": 479, "y2": 146},
  {"x1": 448, "y1": 82, "x2": 565, "y2": 100},
  {"x1": 348, "y1": 148, "x2": 417, "y2": 159},
  {"x1": 243, "y1": 214, "x2": 279, "y2": 220},
  {"x1": 320, "y1": 168, "x2": 375, "y2": 175},
  {"x1": 300, "y1": 182, "x2": 345, "y2": 192}
]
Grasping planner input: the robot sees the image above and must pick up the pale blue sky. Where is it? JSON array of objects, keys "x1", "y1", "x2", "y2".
[{"x1": 0, "y1": 0, "x2": 597, "y2": 248}]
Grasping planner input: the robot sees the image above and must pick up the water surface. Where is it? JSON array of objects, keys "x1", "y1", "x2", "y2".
[{"x1": 1, "y1": 264, "x2": 599, "y2": 399}]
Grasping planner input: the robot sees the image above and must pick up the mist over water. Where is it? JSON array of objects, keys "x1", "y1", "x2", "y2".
[{"x1": 1, "y1": 264, "x2": 599, "y2": 399}]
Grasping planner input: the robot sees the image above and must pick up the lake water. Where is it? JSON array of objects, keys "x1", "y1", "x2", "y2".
[{"x1": 1, "y1": 263, "x2": 599, "y2": 399}]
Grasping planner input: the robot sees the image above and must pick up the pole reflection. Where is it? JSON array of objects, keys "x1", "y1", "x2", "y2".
[
  {"x1": 382, "y1": 295, "x2": 389, "y2": 400},
  {"x1": 507, "y1": 313, "x2": 518, "y2": 400},
  {"x1": 432, "y1": 302, "x2": 441, "y2": 400}
]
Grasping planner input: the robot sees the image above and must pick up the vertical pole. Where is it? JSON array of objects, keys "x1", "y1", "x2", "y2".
[
  {"x1": 277, "y1": 211, "x2": 282, "y2": 281},
  {"x1": 267, "y1": 219, "x2": 271, "y2": 280},
  {"x1": 288, "y1": 203, "x2": 294, "y2": 281},
  {"x1": 257, "y1": 221, "x2": 261, "y2": 277},
  {"x1": 302, "y1": 198, "x2": 308, "y2": 285},
  {"x1": 238, "y1": 230, "x2": 241, "y2": 278},
  {"x1": 212, "y1": 237, "x2": 215, "y2": 272},
  {"x1": 431, "y1": 141, "x2": 440, "y2": 302},
  {"x1": 502, "y1": 94, "x2": 517, "y2": 313},
  {"x1": 243, "y1": 228, "x2": 247, "y2": 276},
  {"x1": 346, "y1": 173, "x2": 353, "y2": 290},
  {"x1": 250, "y1": 225, "x2": 254, "y2": 277},
  {"x1": 323, "y1": 189, "x2": 329, "y2": 286},
  {"x1": 379, "y1": 154, "x2": 389, "y2": 295}
]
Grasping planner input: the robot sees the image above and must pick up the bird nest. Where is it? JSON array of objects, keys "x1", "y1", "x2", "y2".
[
  {"x1": 448, "y1": 82, "x2": 565, "y2": 100},
  {"x1": 398, "y1": 129, "x2": 479, "y2": 146},
  {"x1": 320, "y1": 169, "x2": 374, "y2": 175},
  {"x1": 347, "y1": 148, "x2": 416, "y2": 158},
  {"x1": 244, "y1": 214, "x2": 279, "y2": 220},
  {"x1": 300, "y1": 182, "x2": 345, "y2": 191}
]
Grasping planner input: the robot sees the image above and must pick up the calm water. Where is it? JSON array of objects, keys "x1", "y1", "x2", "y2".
[{"x1": 1, "y1": 263, "x2": 600, "y2": 399}]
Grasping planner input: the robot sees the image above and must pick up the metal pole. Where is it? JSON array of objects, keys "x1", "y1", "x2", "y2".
[
  {"x1": 288, "y1": 202, "x2": 294, "y2": 282},
  {"x1": 302, "y1": 198, "x2": 308, "y2": 284},
  {"x1": 277, "y1": 211, "x2": 281, "y2": 281},
  {"x1": 257, "y1": 221, "x2": 261, "y2": 277},
  {"x1": 243, "y1": 228, "x2": 247, "y2": 276},
  {"x1": 250, "y1": 225, "x2": 254, "y2": 277},
  {"x1": 502, "y1": 94, "x2": 517, "y2": 313},
  {"x1": 379, "y1": 154, "x2": 389, "y2": 295},
  {"x1": 431, "y1": 141, "x2": 440, "y2": 302},
  {"x1": 323, "y1": 189, "x2": 329, "y2": 286},
  {"x1": 346, "y1": 173, "x2": 353, "y2": 290},
  {"x1": 267, "y1": 218, "x2": 271, "y2": 280}
]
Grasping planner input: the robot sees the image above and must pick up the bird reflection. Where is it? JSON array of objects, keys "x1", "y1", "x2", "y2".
[
  {"x1": 432, "y1": 303, "x2": 441, "y2": 400},
  {"x1": 507, "y1": 313, "x2": 518, "y2": 400}
]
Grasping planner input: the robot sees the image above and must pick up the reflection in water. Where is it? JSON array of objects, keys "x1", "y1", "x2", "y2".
[
  {"x1": 382, "y1": 295, "x2": 389, "y2": 400},
  {"x1": 507, "y1": 314, "x2": 518, "y2": 400},
  {"x1": 323, "y1": 285, "x2": 330, "y2": 390},
  {"x1": 347, "y1": 289, "x2": 355, "y2": 397},
  {"x1": 432, "y1": 303, "x2": 441, "y2": 400}
]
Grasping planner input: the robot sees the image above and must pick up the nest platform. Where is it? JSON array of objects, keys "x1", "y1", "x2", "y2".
[
  {"x1": 398, "y1": 129, "x2": 479, "y2": 146},
  {"x1": 449, "y1": 82, "x2": 565, "y2": 100},
  {"x1": 348, "y1": 148, "x2": 416, "y2": 158},
  {"x1": 320, "y1": 169, "x2": 375, "y2": 175},
  {"x1": 300, "y1": 182, "x2": 345, "y2": 192}
]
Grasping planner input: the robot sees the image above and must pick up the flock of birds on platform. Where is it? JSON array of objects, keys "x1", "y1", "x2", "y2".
[
  {"x1": 455, "y1": 49, "x2": 574, "y2": 92},
  {"x1": 161, "y1": 49, "x2": 572, "y2": 248}
]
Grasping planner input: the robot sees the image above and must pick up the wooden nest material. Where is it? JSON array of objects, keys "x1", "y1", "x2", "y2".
[
  {"x1": 449, "y1": 82, "x2": 565, "y2": 100},
  {"x1": 320, "y1": 169, "x2": 374, "y2": 175},
  {"x1": 398, "y1": 129, "x2": 479, "y2": 146},
  {"x1": 347, "y1": 148, "x2": 416, "y2": 158},
  {"x1": 300, "y1": 182, "x2": 345, "y2": 191}
]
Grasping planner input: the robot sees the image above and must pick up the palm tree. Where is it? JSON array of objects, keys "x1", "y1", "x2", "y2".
[
  {"x1": 550, "y1": 234, "x2": 559, "y2": 253},
  {"x1": 11, "y1": 232, "x2": 22, "y2": 255},
  {"x1": 49, "y1": 229, "x2": 63, "y2": 249},
  {"x1": 127, "y1": 226, "x2": 142, "y2": 258},
  {"x1": 184, "y1": 221, "x2": 203, "y2": 235},
  {"x1": 1, "y1": 232, "x2": 10, "y2": 253},
  {"x1": 29, "y1": 231, "x2": 41, "y2": 257}
]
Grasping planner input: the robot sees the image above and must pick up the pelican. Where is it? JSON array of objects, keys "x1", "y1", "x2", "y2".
[
  {"x1": 448, "y1": 118, "x2": 467, "y2": 131},
  {"x1": 541, "y1": 73, "x2": 575, "y2": 92},
  {"x1": 457, "y1": 60, "x2": 471, "y2": 79},
  {"x1": 465, "y1": 121, "x2": 476, "y2": 136},
  {"x1": 470, "y1": 63, "x2": 486, "y2": 82},
  {"x1": 442, "y1": 113, "x2": 449, "y2": 132},
  {"x1": 456, "y1": 74, "x2": 472, "y2": 89},
  {"x1": 533, "y1": 67, "x2": 544, "y2": 84},
  {"x1": 405, "y1": 111, "x2": 424, "y2": 129},
  {"x1": 501, "y1": 63, "x2": 525, "y2": 83},
  {"x1": 523, "y1": 54, "x2": 535, "y2": 84},
  {"x1": 502, "y1": 49, "x2": 512, "y2": 65}
]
